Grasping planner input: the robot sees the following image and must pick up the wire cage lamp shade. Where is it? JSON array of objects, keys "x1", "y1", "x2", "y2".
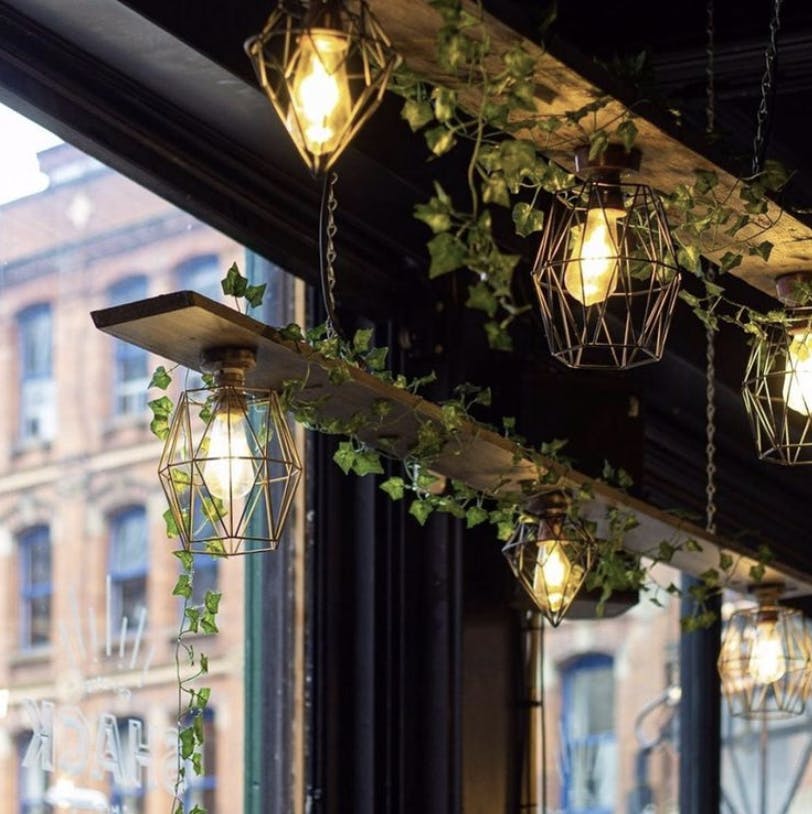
[
  {"x1": 158, "y1": 348, "x2": 303, "y2": 555},
  {"x1": 502, "y1": 500, "x2": 594, "y2": 627},
  {"x1": 718, "y1": 594, "x2": 811, "y2": 719},
  {"x1": 532, "y1": 145, "x2": 681, "y2": 369},
  {"x1": 743, "y1": 275, "x2": 812, "y2": 464},
  {"x1": 245, "y1": 0, "x2": 399, "y2": 175}
]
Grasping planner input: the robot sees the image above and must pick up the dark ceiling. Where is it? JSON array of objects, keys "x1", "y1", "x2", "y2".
[{"x1": 2, "y1": 0, "x2": 812, "y2": 576}]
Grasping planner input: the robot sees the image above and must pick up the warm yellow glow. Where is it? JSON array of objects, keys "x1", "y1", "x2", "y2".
[
  {"x1": 288, "y1": 30, "x2": 352, "y2": 157},
  {"x1": 533, "y1": 541, "x2": 570, "y2": 612},
  {"x1": 204, "y1": 407, "x2": 255, "y2": 501},
  {"x1": 564, "y1": 205, "x2": 623, "y2": 306},
  {"x1": 748, "y1": 620, "x2": 787, "y2": 685},
  {"x1": 784, "y1": 331, "x2": 812, "y2": 415}
]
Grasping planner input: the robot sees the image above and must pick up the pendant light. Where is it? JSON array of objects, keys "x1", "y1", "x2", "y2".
[
  {"x1": 742, "y1": 273, "x2": 812, "y2": 464},
  {"x1": 159, "y1": 347, "x2": 303, "y2": 555},
  {"x1": 718, "y1": 585, "x2": 811, "y2": 719},
  {"x1": 245, "y1": 0, "x2": 399, "y2": 175},
  {"x1": 502, "y1": 494, "x2": 594, "y2": 627},
  {"x1": 532, "y1": 144, "x2": 681, "y2": 369}
]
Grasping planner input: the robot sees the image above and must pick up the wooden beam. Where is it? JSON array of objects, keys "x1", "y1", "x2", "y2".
[
  {"x1": 91, "y1": 292, "x2": 812, "y2": 597},
  {"x1": 368, "y1": 0, "x2": 812, "y2": 298}
]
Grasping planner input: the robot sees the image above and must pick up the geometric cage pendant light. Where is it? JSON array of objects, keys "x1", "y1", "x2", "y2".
[
  {"x1": 158, "y1": 347, "x2": 303, "y2": 555},
  {"x1": 532, "y1": 144, "x2": 682, "y2": 369},
  {"x1": 742, "y1": 273, "x2": 812, "y2": 465},
  {"x1": 502, "y1": 493, "x2": 595, "y2": 627},
  {"x1": 718, "y1": 585, "x2": 811, "y2": 719},
  {"x1": 245, "y1": 0, "x2": 400, "y2": 175}
]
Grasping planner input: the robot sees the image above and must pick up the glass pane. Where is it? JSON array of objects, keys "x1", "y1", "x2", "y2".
[
  {"x1": 0, "y1": 102, "x2": 305, "y2": 814},
  {"x1": 544, "y1": 563, "x2": 682, "y2": 814}
]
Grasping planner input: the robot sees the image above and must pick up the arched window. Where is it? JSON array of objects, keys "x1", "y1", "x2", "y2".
[
  {"x1": 560, "y1": 653, "x2": 617, "y2": 814},
  {"x1": 18, "y1": 525, "x2": 51, "y2": 649}
]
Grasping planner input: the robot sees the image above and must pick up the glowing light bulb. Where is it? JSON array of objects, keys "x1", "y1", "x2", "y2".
[
  {"x1": 203, "y1": 404, "x2": 255, "y2": 501},
  {"x1": 289, "y1": 30, "x2": 352, "y2": 157},
  {"x1": 564, "y1": 205, "x2": 623, "y2": 306},
  {"x1": 748, "y1": 620, "x2": 787, "y2": 685},
  {"x1": 533, "y1": 541, "x2": 570, "y2": 613},
  {"x1": 784, "y1": 331, "x2": 812, "y2": 415}
]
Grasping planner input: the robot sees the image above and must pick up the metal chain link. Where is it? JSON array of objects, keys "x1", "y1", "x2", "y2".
[
  {"x1": 752, "y1": 0, "x2": 784, "y2": 175},
  {"x1": 705, "y1": 0, "x2": 715, "y2": 136},
  {"x1": 705, "y1": 316, "x2": 717, "y2": 535},
  {"x1": 324, "y1": 172, "x2": 339, "y2": 340},
  {"x1": 704, "y1": 0, "x2": 718, "y2": 536}
]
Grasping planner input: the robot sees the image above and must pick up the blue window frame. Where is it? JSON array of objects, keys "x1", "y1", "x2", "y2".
[
  {"x1": 183, "y1": 708, "x2": 217, "y2": 811},
  {"x1": 110, "y1": 718, "x2": 146, "y2": 814},
  {"x1": 108, "y1": 276, "x2": 149, "y2": 416},
  {"x1": 17, "y1": 303, "x2": 54, "y2": 442},
  {"x1": 18, "y1": 526, "x2": 51, "y2": 649},
  {"x1": 17, "y1": 734, "x2": 46, "y2": 814},
  {"x1": 560, "y1": 653, "x2": 617, "y2": 814},
  {"x1": 109, "y1": 506, "x2": 149, "y2": 628},
  {"x1": 190, "y1": 553, "x2": 219, "y2": 609},
  {"x1": 177, "y1": 254, "x2": 221, "y2": 299}
]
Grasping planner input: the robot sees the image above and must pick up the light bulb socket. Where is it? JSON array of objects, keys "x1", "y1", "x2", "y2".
[
  {"x1": 200, "y1": 347, "x2": 257, "y2": 388},
  {"x1": 750, "y1": 581, "x2": 784, "y2": 607},
  {"x1": 574, "y1": 143, "x2": 642, "y2": 177},
  {"x1": 776, "y1": 273, "x2": 812, "y2": 308}
]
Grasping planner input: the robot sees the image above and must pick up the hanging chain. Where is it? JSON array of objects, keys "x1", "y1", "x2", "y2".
[
  {"x1": 705, "y1": 0, "x2": 715, "y2": 136},
  {"x1": 318, "y1": 171, "x2": 344, "y2": 341},
  {"x1": 751, "y1": 0, "x2": 784, "y2": 175},
  {"x1": 704, "y1": 0, "x2": 718, "y2": 536},
  {"x1": 705, "y1": 312, "x2": 718, "y2": 535}
]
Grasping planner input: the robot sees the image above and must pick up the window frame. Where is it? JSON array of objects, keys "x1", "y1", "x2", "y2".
[
  {"x1": 108, "y1": 275, "x2": 150, "y2": 418},
  {"x1": 17, "y1": 525, "x2": 52, "y2": 650},
  {"x1": 108, "y1": 505, "x2": 149, "y2": 630},
  {"x1": 16, "y1": 303, "x2": 54, "y2": 444}
]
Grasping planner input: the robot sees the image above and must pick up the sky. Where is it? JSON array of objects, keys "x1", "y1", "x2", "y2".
[{"x1": 0, "y1": 103, "x2": 61, "y2": 205}]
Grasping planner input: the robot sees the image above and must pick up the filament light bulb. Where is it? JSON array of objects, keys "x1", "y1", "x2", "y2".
[
  {"x1": 289, "y1": 30, "x2": 352, "y2": 157},
  {"x1": 748, "y1": 619, "x2": 786, "y2": 685},
  {"x1": 784, "y1": 331, "x2": 812, "y2": 416},
  {"x1": 564, "y1": 204, "x2": 624, "y2": 306},
  {"x1": 204, "y1": 399, "x2": 255, "y2": 501},
  {"x1": 533, "y1": 541, "x2": 570, "y2": 613}
]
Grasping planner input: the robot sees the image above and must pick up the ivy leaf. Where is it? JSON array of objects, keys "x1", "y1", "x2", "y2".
[
  {"x1": 484, "y1": 321, "x2": 513, "y2": 351},
  {"x1": 415, "y1": 200, "x2": 453, "y2": 234},
  {"x1": 427, "y1": 232, "x2": 466, "y2": 277},
  {"x1": 693, "y1": 169, "x2": 718, "y2": 195},
  {"x1": 504, "y1": 45, "x2": 535, "y2": 78},
  {"x1": 588, "y1": 130, "x2": 609, "y2": 161},
  {"x1": 366, "y1": 347, "x2": 389, "y2": 371},
  {"x1": 353, "y1": 449, "x2": 384, "y2": 477},
  {"x1": 409, "y1": 499, "x2": 433, "y2": 526},
  {"x1": 466, "y1": 505, "x2": 488, "y2": 528},
  {"x1": 200, "y1": 614, "x2": 219, "y2": 634},
  {"x1": 184, "y1": 607, "x2": 200, "y2": 632},
  {"x1": 401, "y1": 98, "x2": 434, "y2": 131},
  {"x1": 333, "y1": 441, "x2": 356, "y2": 475},
  {"x1": 749, "y1": 240, "x2": 773, "y2": 261},
  {"x1": 657, "y1": 542, "x2": 676, "y2": 563},
  {"x1": 615, "y1": 119, "x2": 638, "y2": 152},
  {"x1": 718, "y1": 551, "x2": 734, "y2": 571},
  {"x1": 380, "y1": 477, "x2": 406, "y2": 500},
  {"x1": 221, "y1": 262, "x2": 247, "y2": 297},
  {"x1": 166, "y1": 510, "x2": 182, "y2": 540},
  {"x1": 173, "y1": 574, "x2": 193, "y2": 599},
  {"x1": 431, "y1": 86, "x2": 458, "y2": 123},
  {"x1": 512, "y1": 202, "x2": 544, "y2": 237},
  {"x1": 204, "y1": 590, "x2": 221, "y2": 614},
  {"x1": 149, "y1": 395, "x2": 174, "y2": 418},
  {"x1": 200, "y1": 654, "x2": 209, "y2": 673},
  {"x1": 425, "y1": 126, "x2": 457, "y2": 157},
  {"x1": 749, "y1": 562, "x2": 766, "y2": 583},
  {"x1": 174, "y1": 548, "x2": 193, "y2": 571},
  {"x1": 466, "y1": 281, "x2": 498, "y2": 317},
  {"x1": 719, "y1": 251, "x2": 742, "y2": 273},
  {"x1": 244, "y1": 283, "x2": 266, "y2": 308},
  {"x1": 353, "y1": 327, "x2": 374, "y2": 354},
  {"x1": 509, "y1": 79, "x2": 537, "y2": 112},
  {"x1": 179, "y1": 727, "x2": 196, "y2": 760},
  {"x1": 280, "y1": 323, "x2": 305, "y2": 342},
  {"x1": 149, "y1": 366, "x2": 172, "y2": 390},
  {"x1": 482, "y1": 174, "x2": 510, "y2": 207}
]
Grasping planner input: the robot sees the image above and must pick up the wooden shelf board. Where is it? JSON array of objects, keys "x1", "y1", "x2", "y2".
[
  {"x1": 368, "y1": 0, "x2": 812, "y2": 298},
  {"x1": 92, "y1": 292, "x2": 812, "y2": 597}
]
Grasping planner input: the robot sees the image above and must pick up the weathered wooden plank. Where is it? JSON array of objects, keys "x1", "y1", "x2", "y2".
[
  {"x1": 368, "y1": 0, "x2": 812, "y2": 297},
  {"x1": 91, "y1": 292, "x2": 812, "y2": 596}
]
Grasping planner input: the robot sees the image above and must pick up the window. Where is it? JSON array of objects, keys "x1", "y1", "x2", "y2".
[
  {"x1": 18, "y1": 526, "x2": 51, "y2": 649},
  {"x1": 177, "y1": 254, "x2": 222, "y2": 300},
  {"x1": 109, "y1": 507, "x2": 149, "y2": 628},
  {"x1": 560, "y1": 654, "x2": 617, "y2": 814},
  {"x1": 17, "y1": 734, "x2": 46, "y2": 814},
  {"x1": 190, "y1": 554, "x2": 219, "y2": 609},
  {"x1": 110, "y1": 718, "x2": 147, "y2": 814},
  {"x1": 109, "y1": 276, "x2": 149, "y2": 417},
  {"x1": 184, "y1": 709, "x2": 217, "y2": 811},
  {"x1": 17, "y1": 304, "x2": 54, "y2": 443}
]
